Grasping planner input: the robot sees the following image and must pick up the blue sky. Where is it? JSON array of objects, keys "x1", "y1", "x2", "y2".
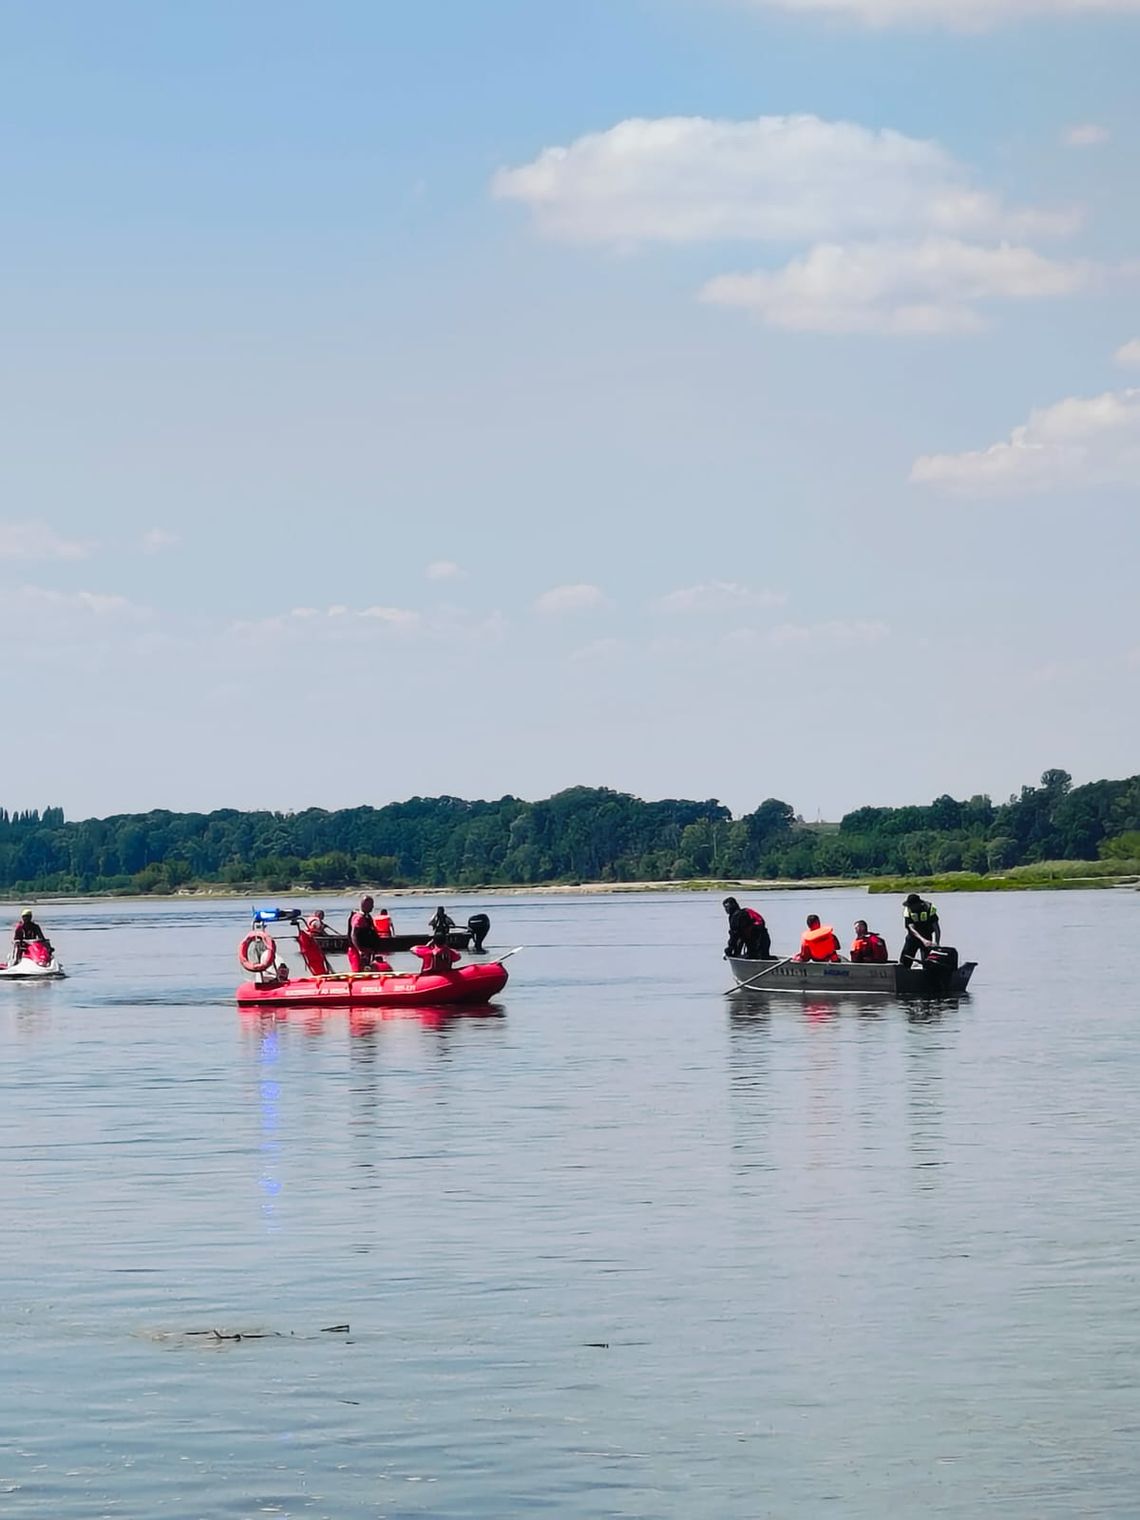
[{"x1": 1, "y1": 0, "x2": 1137, "y2": 820}]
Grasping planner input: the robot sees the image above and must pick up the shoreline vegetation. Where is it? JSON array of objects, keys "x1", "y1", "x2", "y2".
[
  {"x1": 1, "y1": 770, "x2": 1139, "y2": 902},
  {"x1": 17, "y1": 860, "x2": 1140, "y2": 907}
]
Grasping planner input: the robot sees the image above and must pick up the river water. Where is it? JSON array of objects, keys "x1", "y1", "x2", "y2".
[{"x1": 0, "y1": 887, "x2": 1136, "y2": 1518}]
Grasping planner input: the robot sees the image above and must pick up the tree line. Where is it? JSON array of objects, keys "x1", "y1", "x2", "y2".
[{"x1": 0, "y1": 769, "x2": 1138, "y2": 896}]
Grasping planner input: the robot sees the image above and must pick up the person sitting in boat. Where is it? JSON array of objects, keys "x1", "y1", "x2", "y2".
[
  {"x1": 348, "y1": 895, "x2": 389, "y2": 972},
  {"x1": 900, "y1": 894, "x2": 941, "y2": 968},
  {"x1": 413, "y1": 929, "x2": 461, "y2": 976},
  {"x1": 722, "y1": 897, "x2": 771, "y2": 959},
  {"x1": 375, "y1": 905, "x2": 394, "y2": 937},
  {"x1": 429, "y1": 906, "x2": 456, "y2": 937},
  {"x1": 11, "y1": 909, "x2": 48, "y2": 962},
  {"x1": 306, "y1": 910, "x2": 331, "y2": 936},
  {"x1": 850, "y1": 920, "x2": 889, "y2": 963},
  {"x1": 797, "y1": 915, "x2": 841, "y2": 962}
]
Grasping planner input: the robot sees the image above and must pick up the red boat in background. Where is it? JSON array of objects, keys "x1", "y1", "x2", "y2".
[{"x1": 234, "y1": 922, "x2": 512, "y2": 1010}]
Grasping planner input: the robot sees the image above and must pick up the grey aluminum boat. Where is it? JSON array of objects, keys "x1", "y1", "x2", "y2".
[{"x1": 727, "y1": 955, "x2": 976, "y2": 997}]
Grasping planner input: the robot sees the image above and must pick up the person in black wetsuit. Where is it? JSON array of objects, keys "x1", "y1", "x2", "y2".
[
  {"x1": 429, "y1": 906, "x2": 456, "y2": 937},
  {"x1": 722, "y1": 897, "x2": 772, "y2": 960}
]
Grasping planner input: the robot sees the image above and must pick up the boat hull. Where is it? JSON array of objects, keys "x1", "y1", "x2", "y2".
[
  {"x1": 0, "y1": 958, "x2": 66, "y2": 980},
  {"x1": 727, "y1": 956, "x2": 976, "y2": 997},
  {"x1": 236, "y1": 960, "x2": 508, "y2": 1009}
]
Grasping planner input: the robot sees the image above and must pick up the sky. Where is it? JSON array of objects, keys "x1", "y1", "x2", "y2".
[{"x1": 1, "y1": 0, "x2": 1137, "y2": 822}]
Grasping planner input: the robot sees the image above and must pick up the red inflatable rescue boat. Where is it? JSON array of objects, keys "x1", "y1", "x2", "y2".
[
  {"x1": 236, "y1": 962, "x2": 509, "y2": 1009},
  {"x1": 234, "y1": 924, "x2": 510, "y2": 1009}
]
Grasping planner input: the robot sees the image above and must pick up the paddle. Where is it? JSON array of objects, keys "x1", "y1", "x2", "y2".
[{"x1": 723, "y1": 955, "x2": 797, "y2": 995}]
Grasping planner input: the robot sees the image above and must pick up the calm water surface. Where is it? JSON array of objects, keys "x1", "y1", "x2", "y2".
[{"x1": 1, "y1": 888, "x2": 1137, "y2": 1518}]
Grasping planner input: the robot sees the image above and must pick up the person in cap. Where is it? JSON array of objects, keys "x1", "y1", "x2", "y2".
[
  {"x1": 900, "y1": 894, "x2": 940, "y2": 967},
  {"x1": 722, "y1": 897, "x2": 771, "y2": 960},
  {"x1": 11, "y1": 908, "x2": 47, "y2": 964}
]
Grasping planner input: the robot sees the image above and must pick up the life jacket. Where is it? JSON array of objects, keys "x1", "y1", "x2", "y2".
[
  {"x1": 744, "y1": 908, "x2": 766, "y2": 928},
  {"x1": 375, "y1": 911, "x2": 393, "y2": 937},
  {"x1": 851, "y1": 932, "x2": 888, "y2": 963},
  {"x1": 800, "y1": 924, "x2": 840, "y2": 962},
  {"x1": 905, "y1": 900, "x2": 938, "y2": 930},
  {"x1": 414, "y1": 943, "x2": 460, "y2": 975}
]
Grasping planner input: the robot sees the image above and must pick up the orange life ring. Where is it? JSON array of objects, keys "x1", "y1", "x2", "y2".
[{"x1": 239, "y1": 931, "x2": 276, "y2": 974}]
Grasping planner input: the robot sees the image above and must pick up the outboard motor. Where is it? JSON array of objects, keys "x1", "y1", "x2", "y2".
[
  {"x1": 923, "y1": 945, "x2": 959, "y2": 992},
  {"x1": 467, "y1": 913, "x2": 491, "y2": 953}
]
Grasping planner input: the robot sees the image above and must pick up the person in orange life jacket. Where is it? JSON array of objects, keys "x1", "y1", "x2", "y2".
[
  {"x1": 722, "y1": 897, "x2": 771, "y2": 959},
  {"x1": 850, "y1": 920, "x2": 888, "y2": 963},
  {"x1": 306, "y1": 910, "x2": 330, "y2": 936},
  {"x1": 348, "y1": 895, "x2": 389, "y2": 971},
  {"x1": 797, "y1": 915, "x2": 841, "y2": 962},
  {"x1": 413, "y1": 929, "x2": 461, "y2": 975},
  {"x1": 374, "y1": 906, "x2": 394, "y2": 938}
]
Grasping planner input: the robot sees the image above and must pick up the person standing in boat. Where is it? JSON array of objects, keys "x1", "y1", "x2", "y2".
[
  {"x1": 900, "y1": 894, "x2": 941, "y2": 967},
  {"x1": 850, "y1": 920, "x2": 889, "y2": 963},
  {"x1": 11, "y1": 908, "x2": 48, "y2": 962},
  {"x1": 797, "y1": 915, "x2": 841, "y2": 962},
  {"x1": 348, "y1": 895, "x2": 388, "y2": 971},
  {"x1": 429, "y1": 906, "x2": 456, "y2": 937},
  {"x1": 413, "y1": 929, "x2": 461, "y2": 976},
  {"x1": 722, "y1": 897, "x2": 771, "y2": 959}
]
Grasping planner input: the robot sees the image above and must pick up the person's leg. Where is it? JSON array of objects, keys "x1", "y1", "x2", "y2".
[{"x1": 899, "y1": 932, "x2": 924, "y2": 967}]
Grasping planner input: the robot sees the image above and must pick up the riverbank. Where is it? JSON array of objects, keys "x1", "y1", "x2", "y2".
[{"x1": 9, "y1": 859, "x2": 1138, "y2": 906}]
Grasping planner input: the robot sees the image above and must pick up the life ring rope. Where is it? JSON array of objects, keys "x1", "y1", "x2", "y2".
[{"x1": 239, "y1": 931, "x2": 276, "y2": 974}]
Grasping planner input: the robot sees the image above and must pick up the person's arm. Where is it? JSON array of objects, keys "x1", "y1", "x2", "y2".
[{"x1": 931, "y1": 919, "x2": 941, "y2": 945}]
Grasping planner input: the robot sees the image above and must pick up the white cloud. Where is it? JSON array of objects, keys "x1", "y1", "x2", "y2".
[
  {"x1": 3, "y1": 586, "x2": 149, "y2": 621},
  {"x1": 493, "y1": 115, "x2": 1076, "y2": 247},
  {"x1": 767, "y1": 619, "x2": 889, "y2": 647},
  {"x1": 141, "y1": 528, "x2": 181, "y2": 554},
  {"x1": 426, "y1": 559, "x2": 464, "y2": 581},
  {"x1": 701, "y1": 238, "x2": 1093, "y2": 335},
  {"x1": 729, "y1": 0, "x2": 1140, "y2": 29},
  {"x1": 1064, "y1": 123, "x2": 1111, "y2": 148},
  {"x1": 359, "y1": 605, "x2": 422, "y2": 629},
  {"x1": 234, "y1": 603, "x2": 505, "y2": 644},
  {"x1": 655, "y1": 581, "x2": 786, "y2": 613},
  {"x1": 0, "y1": 522, "x2": 94, "y2": 562},
  {"x1": 1115, "y1": 338, "x2": 1140, "y2": 367},
  {"x1": 911, "y1": 387, "x2": 1140, "y2": 494},
  {"x1": 533, "y1": 583, "x2": 608, "y2": 615},
  {"x1": 721, "y1": 620, "x2": 889, "y2": 652}
]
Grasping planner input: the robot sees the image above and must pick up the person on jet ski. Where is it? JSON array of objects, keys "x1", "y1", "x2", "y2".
[{"x1": 11, "y1": 909, "x2": 48, "y2": 963}]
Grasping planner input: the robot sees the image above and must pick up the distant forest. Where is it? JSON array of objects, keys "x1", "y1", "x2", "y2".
[{"x1": 1, "y1": 769, "x2": 1139, "y2": 896}]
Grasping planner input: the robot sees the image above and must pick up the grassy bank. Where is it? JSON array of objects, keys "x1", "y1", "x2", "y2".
[{"x1": 867, "y1": 859, "x2": 1140, "y2": 894}]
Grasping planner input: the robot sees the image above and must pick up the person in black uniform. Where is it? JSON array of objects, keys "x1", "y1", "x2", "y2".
[
  {"x1": 722, "y1": 897, "x2": 772, "y2": 960},
  {"x1": 900, "y1": 894, "x2": 941, "y2": 967}
]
